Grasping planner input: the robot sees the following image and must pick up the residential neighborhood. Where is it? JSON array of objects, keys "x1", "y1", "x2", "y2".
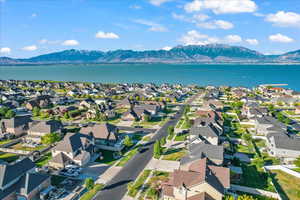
[{"x1": 0, "y1": 80, "x2": 300, "y2": 200}]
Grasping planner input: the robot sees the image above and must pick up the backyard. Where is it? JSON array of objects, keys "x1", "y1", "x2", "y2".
[{"x1": 270, "y1": 170, "x2": 300, "y2": 200}]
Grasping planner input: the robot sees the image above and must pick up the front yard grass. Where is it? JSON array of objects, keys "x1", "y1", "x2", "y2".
[
  {"x1": 128, "y1": 170, "x2": 151, "y2": 198},
  {"x1": 0, "y1": 152, "x2": 19, "y2": 162},
  {"x1": 35, "y1": 152, "x2": 52, "y2": 167},
  {"x1": 162, "y1": 148, "x2": 186, "y2": 161},
  {"x1": 0, "y1": 139, "x2": 12, "y2": 146},
  {"x1": 270, "y1": 170, "x2": 300, "y2": 200},
  {"x1": 174, "y1": 133, "x2": 188, "y2": 141},
  {"x1": 95, "y1": 149, "x2": 119, "y2": 165},
  {"x1": 80, "y1": 184, "x2": 104, "y2": 200},
  {"x1": 117, "y1": 147, "x2": 139, "y2": 167},
  {"x1": 11, "y1": 143, "x2": 47, "y2": 152}
]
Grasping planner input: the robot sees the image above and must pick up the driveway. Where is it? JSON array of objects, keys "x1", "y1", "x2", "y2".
[
  {"x1": 117, "y1": 120, "x2": 133, "y2": 127},
  {"x1": 146, "y1": 158, "x2": 180, "y2": 172},
  {"x1": 79, "y1": 162, "x2": 110, "y2": 180}
]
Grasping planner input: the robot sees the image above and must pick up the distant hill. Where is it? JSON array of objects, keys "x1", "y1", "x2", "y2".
[{"x1": 1, "y1": 44, "x2": 300, "y2": 65}]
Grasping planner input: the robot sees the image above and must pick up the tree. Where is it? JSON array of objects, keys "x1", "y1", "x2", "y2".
[
  {"x1": 32, "y1": 107, "x2": 40, "y2": 117},
  {"x1": 224, "y1": 195, "x2": 234, "y2": 200},
  {"x1": 160, "y1": 137, "x2": 166, "y2": 146},
  {"x1": 41, "y1": 132, "x2": 61, "y2": 145},
  {"x1": 123, "y1": 135, "x2": 133, "y2": 148},
  {"x1": 237, "y1": 195, "x2": 257, "y2": 200},
  {"x1": 64, "y1": 112, "x2": 70, "y2": 119},
  {"x1": 153, "y1": 140, "x2": 162, "y2": 158},
  {"x1": 294, "y1": 156, "x2": 300, "y2": 168},
  {"x1": 0, "y1": 106, "x2": 9, "y2": 117},
  {"x1": 85, "y1": 178, "x2": 95, "y2": 191},
  {"x1": 144, "y1": 114, "x2": 150, "y2": 122},
  {"x1": 167, "y1": 126, "x2": 174, "y2": 136},
  {"x1": 5, "y1": 110, "x2": 15, "y2": 119}
]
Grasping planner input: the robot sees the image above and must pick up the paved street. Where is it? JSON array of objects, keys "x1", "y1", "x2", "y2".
[
  {"x1": 93, "y1": 94, "x2": 198, "y2": 200},
  {"x1": 93, "y1": 106, "x2": 185, "y2": 200}
]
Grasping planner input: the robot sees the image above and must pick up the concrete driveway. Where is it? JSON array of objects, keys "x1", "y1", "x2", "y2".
[
  {"x1": 146, "y1": 158, "x2": 180, "y2": 172},
  {"x1": 79, "y1": 162, "x2": 110, "y2": 180}
]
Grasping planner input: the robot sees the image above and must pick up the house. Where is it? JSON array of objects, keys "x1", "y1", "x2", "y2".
[
  {"x1": 181, "y1": 143, "x2": 224, "y2": 166},
  {"x1": 121, "y1": 107, "x2": 152, "y2": 121},
  {"x1": 25, "y1": 95, "x2": 53, "y2": 110},
  {"x1": 189, "y1": 122, "x2": 219, "y2": 145},
  {"x1": 161, "y1": 158, "x2": 230, "y2": 200},
  {"x1": 0, "y1": 115, "x2": 31, "y2": 137},
  {"x1": 266, "y1": 133, "x2": 300, "y2": 163},
  {"x1": 80, "y1": 123, "x2": 123, "y2": 151},
  {"x1": 79, "y1": 99, "x2": 96, "y2": 109},
  {"x1": 0, "y1": 158, "x2": 51, "y2": 200},
  {"x1": 49, "y1": 132, "x2": 94, "y2": 168},
  {"x1": 26, "y1": 120, "x2": 62, "y2": 143},
  {"x1": 134, "y1": 104, "x2": 160, "y2": 115},
  {"x1": 117, "y1": 97, "x2": 135, "y2": 108},
  {"x1": 255, "y1": 116, "x2": 286, "y2": 136}
]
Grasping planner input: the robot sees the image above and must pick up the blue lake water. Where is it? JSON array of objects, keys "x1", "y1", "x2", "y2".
[{"x1": 0, "y1": 64, "x2": 300, "y2": 90}]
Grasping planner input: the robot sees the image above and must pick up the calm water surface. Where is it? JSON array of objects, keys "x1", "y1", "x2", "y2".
[{"x1": 0, "y1": 64, "x2": 300, "y2": 90}]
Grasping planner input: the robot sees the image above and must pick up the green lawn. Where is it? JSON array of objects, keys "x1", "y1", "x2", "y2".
[
  {"x1": 174, "y1": 133, "x2": 188, "y2": 141},
  {"x1": 162, "y1": 148, "x2": 186, "y2": 161},
  {"x1": 35, "y1": 152, "x2": 52, "y2": 167},
  {"x1": 128, "y1": 170, "x2": 151, "y2": 197},
  {"x1": 270, "y1": 170, "x2": 300, "y2": 200},
  {"x1": 0, "y1": 153, "x2": 19, "y2": 163},
  {"x1": 293, "y1": 168, "x2": 300, "y2": 173},
  {"x1": 11, "y1": 143, "x2": 47, "y2": 152},
  {"x1": 95, "y1": 150, "x2": 119, "y2": 165},
  {"x1": 80, "y1": 184, "x2": 104, "y2": 200},
  {"x1": 232, "y1": 163, "x2": 275, "y2": 192},
  {"x1": 117, "y1": 147, "x2": 138, "y2": 167},
  {"x1": 0, "y1": 139, "x2": 12, "y2": 146}
]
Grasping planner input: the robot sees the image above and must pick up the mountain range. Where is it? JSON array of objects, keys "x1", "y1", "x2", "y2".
[{"x1": 1, "y1": 44, "x2": 300, "y2": 65}]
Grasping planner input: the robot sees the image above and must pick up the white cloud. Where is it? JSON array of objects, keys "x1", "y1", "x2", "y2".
[
  {"x1": 198, "y1": 20, "x2": 234, "y2": 29},
  {"x1": 134, "y1": 19, "x2": 168, "y2": 32},
  {"x1": 162, "y1": 46, "x2": 172, "y2": 51},
  {"x1": 265, "y1": 11, "x2": 300, "y2": 27},
  {"x1": 225, "y1": 35, "x2": 242, "y2": 43},
  {"x1": 245, "y1": 38, "x2": 259, "y2": 45},
  {"x1": 0, "y1": 47, "x2": 11, "y2": 54},
  {"x1": 172, "y1": 13, "x2": 233, "y2": 30},
  {"x1": 149, "y1": 0, "x2": 172, "y2": 6},
  {"x1": 184, "y1": 0, "x2": 257, "y2": 14},
  {"x1": 95, "y1": 31, "x2": 120, "y2": 39},
  {"x1": 22, "y1": 45, "x2": 38, "y2": 51},
  {"x1": 269, "y1": 33, "x2": 294, "y2": 43},
  {"x1": 184, "y1": 0, "x2": 202, "y2": 13},
  {"x1": 31, "y1": 13, "x2": 37, "y2": 18},
  {"x1": 179, "y1": 30, "x2": 219, "y2": 45},
  {"x1": 62, "y1": 40, "x2": 79, "y2": 46},
  {"x1": 130, "y1": 5, "x2": 142, "y2": 9}
]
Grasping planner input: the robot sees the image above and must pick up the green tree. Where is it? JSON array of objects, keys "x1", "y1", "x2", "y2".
[
  {"x1": 224, "y1": 195, "x2": 235, "y2": 200},
  {"x1": 167, "y1": 126, "x2": 174, "y2": 135},
  {"x1": 237, "y1": 195, "x2": 257, "y2": 200},
  {"x1": 160, "y1": 137, "x2": 166, "y2": 146},
  {"x1": 123, "y1": 135, "x2": 133, "y2": 148},
  {"x1": 294, "y1": 156, "x2": 300, "y2": 168},
  {"x1": 64, "y1": 112, "x2": 70, "y2": 119},
  {"x1": 41, "y1": 132, "x2": 61, "y2": 145},
  {"x1": 144, "y1": 114, "x2": 150, "y2": 122},
  {"x1": 5, "y1": 110, "x2": 15, "y2": 119},
  {"x1": 153, "y1": 140, "x2": 162, "y2": 158},
  {"x1": 85, "y1": 178, "x2": 95, "y2": 191},
  {"x1": 0, "y1": 106, "x2": 9, "y2": 117},
  {"x1": 32, "y1": 107, "x2": 40, "y2": 117}
]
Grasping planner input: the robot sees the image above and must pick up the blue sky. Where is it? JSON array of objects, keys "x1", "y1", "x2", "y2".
[{"x1": 0, "y1": 0, "x2": 300, "y2": 58}]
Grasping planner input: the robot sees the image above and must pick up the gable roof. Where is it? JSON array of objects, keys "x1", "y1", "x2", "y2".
[
  {"x1": 0, "y1": 158, "x2": 35, "y2": 189},
  {"x1": 54, "y1": 132, "x2": 91, "y2": 153},
  {"x1": 80, "y1": 123, "x2": 118, "y2": 141}
]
